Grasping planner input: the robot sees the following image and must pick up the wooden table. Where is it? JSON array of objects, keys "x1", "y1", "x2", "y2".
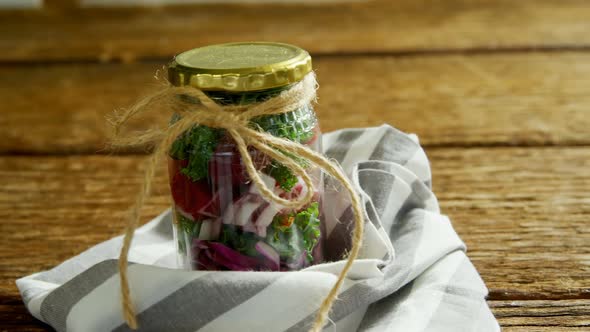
[{"x1": 1, "y1": 1, "x2": 589, "y2": 330}]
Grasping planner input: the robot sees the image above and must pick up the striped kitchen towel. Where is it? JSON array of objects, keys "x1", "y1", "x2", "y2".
[{"x1": 16, "y1": 125, "x2": 500, "y2": 332}]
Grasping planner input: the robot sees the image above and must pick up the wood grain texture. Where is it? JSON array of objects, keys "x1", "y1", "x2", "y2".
[
  {"x1": 3, "y1": 52, "x2": 590, "y2": 154},
  {"x1": 3, "y1": 1, "x2": 589, "y2": 328},
  {"x1": 2, "y1": 0, "x2": 590, "y2": 62},
  {"x1": 1, "y1": 148, "x2": 589, "y2": 296},
  {"x1": 427, "y1": 147, "x2": 590, "y2": 300},
  {"x1": 494, "y1": 300, "x2": 590, "y2": 331},
  {"x1": 0, "y1": 148, "x2": 589, "y2": 329}
]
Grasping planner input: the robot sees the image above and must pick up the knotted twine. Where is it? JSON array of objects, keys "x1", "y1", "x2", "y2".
[{"x1": 110, "y1": 73, "x2": 364, "y2": 332}]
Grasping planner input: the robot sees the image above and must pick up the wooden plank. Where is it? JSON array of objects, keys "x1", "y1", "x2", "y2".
[
  {"x1": 1, "y1": 147, "x2": 588, "y2": 299},
  {"x1": 493, "y1": 300, "x2": 590, "y2": 331},
  {"x1": 426, "y1": 147, "x2": 590, "y2": 300},
  {"x1": 43, "y1": 0, "x2": 78, "y2": 10},
  {"x1": 0, "y1": 302, "x2": 51, "y2": 332},
  {"x1": 2, "y1": 0, "x2": 590, "y2": 62},
  {"x1": 0, "y1": 148, "x2": 589, "y2": 329},
  {"x1": 3, "y1": 52, "x2": 590, "y2": 154}
]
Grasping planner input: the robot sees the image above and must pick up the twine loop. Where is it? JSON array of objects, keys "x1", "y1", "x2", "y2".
[{"x1": 111, "y1": 72, "x2": 364, "y2": 332}]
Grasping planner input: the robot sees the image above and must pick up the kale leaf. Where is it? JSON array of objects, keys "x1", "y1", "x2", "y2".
[
  {"x1": 294, "y1": 202, "x2": 321, "y2": 263},
  {"x1": 266, "y1": 218, "x2": 303, "y2": 260},
  {"x1": 169, "y1": 125, "x2": 221, "y2": 182},
  {"x1": 176, "y1": 213, "x2": 201, "y2": 254},
  {"x1": 264, "y1": 150, "x2": 311, "y2": 192},
  {"x1": 251, "y1": 107, "x2": 316, "y2": 144},
  {"x1": 265, "y1": 160, "x2": 299, "y2": 192},
  {"x1": 219, "y1": 225, "x2": 261, "y2": 257},
  {"x1": 266, "y1": 202, "x2": 321, "y2": 264}
]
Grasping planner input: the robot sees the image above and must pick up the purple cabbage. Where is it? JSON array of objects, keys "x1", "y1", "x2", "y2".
[
  {"x1": 254, "y1": 241, "x2": 280, "y2": 271},
  {"x1": 192, "y1": 240, "x2": 280, "y2": 271}
]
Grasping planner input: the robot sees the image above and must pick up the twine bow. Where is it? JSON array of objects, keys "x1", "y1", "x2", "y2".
[{"x1": 111, "y1": 73, "x2": 364, "y2": 332}]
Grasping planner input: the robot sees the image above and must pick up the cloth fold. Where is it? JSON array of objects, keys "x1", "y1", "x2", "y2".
[{"x1": 17, "y1": 125, "x2": 500, "y2": 332}]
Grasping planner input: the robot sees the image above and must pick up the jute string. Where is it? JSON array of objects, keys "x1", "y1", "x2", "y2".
[{"x1": 111, "y1": 73, "x2": 364, "y2": 332}]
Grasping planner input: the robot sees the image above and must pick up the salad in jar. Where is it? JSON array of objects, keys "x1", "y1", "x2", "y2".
[{"x1": 167, "y1": 42, "x2": 325, "y2": 272}]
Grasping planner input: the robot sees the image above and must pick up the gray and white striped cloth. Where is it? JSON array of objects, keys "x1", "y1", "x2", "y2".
[{"x1": 17, "y1": 125, "x2": 500, "y2": 332}]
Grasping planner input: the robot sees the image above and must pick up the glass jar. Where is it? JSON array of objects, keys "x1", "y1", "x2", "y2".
[{"x1": 167, "y1": 42, "x2": 324, "y2": 271}]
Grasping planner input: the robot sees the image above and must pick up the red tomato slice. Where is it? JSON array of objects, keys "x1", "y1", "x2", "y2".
[{"x1": 169, "y1": 159, "x2": 218, "y2": 219}]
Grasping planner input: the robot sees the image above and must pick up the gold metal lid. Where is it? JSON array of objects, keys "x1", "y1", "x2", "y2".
[{"x1": 168, "y1": 42, "x2": 312, "y2": 92}]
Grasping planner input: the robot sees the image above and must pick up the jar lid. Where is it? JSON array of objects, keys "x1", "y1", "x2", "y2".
[{"x1": 168, "y1": 42, "x2": 312, "y2": 92}]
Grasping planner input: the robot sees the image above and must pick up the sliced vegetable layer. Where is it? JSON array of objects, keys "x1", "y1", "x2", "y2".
[{"x1": 169, "y1": 112, "x2": 323, "y2": 271}]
